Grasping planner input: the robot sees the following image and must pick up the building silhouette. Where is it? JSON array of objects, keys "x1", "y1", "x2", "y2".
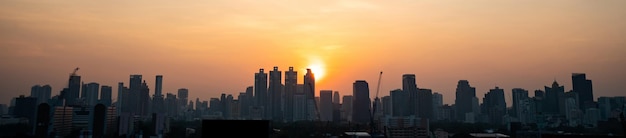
[
  {"x1": 432, "y1": 92, "x2": 443, "y2": 121},
  {"x1": 268, "y1": 66, "x2": 282, "y2": 121},
  {"x1": 544, "y1": 81, "x2": 565, "y2": 115},
  {"x1": 100, "y1": 85, "x2": 112, "y2": 106},
  {"x1": 455, "y1": 80, "x2": 476, "y2": 122},
  {"x1": 303, "y1": 68, "x2": 316, "y2": 120},
  {"x1": 402, "y1": 74, "x2": 418, "y2": 116},
  {"x1": 353, "y1": 80, "x2": 371, "y2": 124},
  {"x1": 391, "y1": 89, "x2": 408, "y2": 117},
  {"x1": 255, "y1": 68, "x2": 268, "y2": 119},
  {"x1": 572, "y1": 73, "x2": 594, "y2": 110},
  {"x1": 31, "y1": 85, "x2": 52, "y2": 105},
  {"x1": 284, "y1": 67, "x2": 297, "y2": 122},
  {"x1": 66, "y1": 75, "x2": 82, "y2": 106},
  {"x1": 418, "y1": 88, "x2": 433, "y2": 120},
  {"x1": 320, "y1": 90, "x2": 333, "y2": 121},
  {"x1": 82, "y1": 82, "x2": 100, "y2": 106},
  {"x1": 481, "y1": 87, "x2": 506, "y2": 125}
]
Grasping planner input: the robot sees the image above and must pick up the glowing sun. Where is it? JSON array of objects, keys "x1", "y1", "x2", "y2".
[{"x1": 306, "y1": 61, "x2": 326, "y2": 82}]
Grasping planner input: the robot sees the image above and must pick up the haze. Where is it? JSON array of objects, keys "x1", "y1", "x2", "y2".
[{"x1": 1, "y1": 0, "x2": 625, "y2": 105}]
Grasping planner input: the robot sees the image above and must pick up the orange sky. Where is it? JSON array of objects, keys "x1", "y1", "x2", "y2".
[{"x1": 1, "y1": 0, "x2": 625, "y2": 105}]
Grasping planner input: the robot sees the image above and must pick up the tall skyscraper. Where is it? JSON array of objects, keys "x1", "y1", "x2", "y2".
[
  {"x1": 333, "y1": 91, "x2": 340, "y2": 104},
  {"x1": 254, "y1": 68, "x2": 268, "y2": 119},
  {"x1": 455, "y1": 80, "x2": 476, "y2": 122},
  {"x1": 544, "y1": 81, "x2": 565, "y2": 115},
  {"x1": 418, "y1": 88, "x2": 433, "y2": 120},
  {"x1": 242, "y1": 86, "x2": 253, "y2": 119},
  {"x1": 352, "y1": 80, "x2": 371, "y2": 123},
  {"x1": 100, "y1": 85, "x2": 112, "y2": 106},
  {"x1": 390, "y1": 89, "x2": 408, "y2": 117},
  {"x1": 402, "y1": 74, "x2": 418, "y2": 116},
  {"x1": 129, "y1": 75, "x2": 143, "y2": 115},
  {"x1": 66, "y1": 75, "x2": 81, "y2": 106},
  {"x1": 155, "y1": 75, "x2": 163, "y2": 96},
  {"x1": 83, "y1": 82, "x2": 100, "y2": 106},
  {"x1": 481, "y1": 87, "x2": 506, "y2": 125},
  {"x1": 572, "y1": 73, "x2": 594, "y2": 110},
  {"x1": 511, "y1": 88, "x2": 529, "y2": 119},
  {"x1": 268, "y1": 66, "x2": 283, "y2": 121},
  {"x1": 432, "y1": 92, "x2": 443, "y2": 121},
  {"x1": 381, "y1": 96, "x2": 392, "y2": 117},
  {"x1": 320, "y1": 90, "x2": 333, "y2": 121},
  {"x1": 284, "y1": 67, "x2": 297, "y2": 122},
  {"x1": 342, "y1": 95, "x2": 353, "y2": 122},
  {"x1": 117, "y1": 82, "x2": 125, "y2": 114},
  {"x1": 31, "y1": 85, "x2": 52, "y2": 105},
  {"x1": 140, "y1": 80, "x2": 150, "y2": 116},
  {"x1": 178, "y1": 88, "x2": 189, "y2": 112},
  {"x1": 303, "y1": 68, "x2": 317, "y2": 120}
]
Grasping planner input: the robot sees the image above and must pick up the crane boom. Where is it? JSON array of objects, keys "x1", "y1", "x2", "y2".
[{"x1": 370, "y1": 71, "x2": 383, "y2": 136}]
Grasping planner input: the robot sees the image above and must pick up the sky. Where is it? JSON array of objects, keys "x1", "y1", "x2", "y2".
[{"x1": 1, "y1": 0, "x2": 625, "y2": 106}]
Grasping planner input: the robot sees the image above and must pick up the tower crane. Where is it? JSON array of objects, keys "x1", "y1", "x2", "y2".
[{"x1": 370, "y1": 71, "x2": 383, "y2": 136}]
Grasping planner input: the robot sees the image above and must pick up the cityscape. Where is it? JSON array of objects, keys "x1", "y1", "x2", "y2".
[
  {"x1": 2, "y1": 0, "x2": 626, "y2": 138},
  {"x1": 1, "y1": 66, "x2": 625, "y2": 137}
]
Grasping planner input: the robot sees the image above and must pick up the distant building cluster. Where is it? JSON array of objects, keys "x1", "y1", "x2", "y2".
[{"x1": 0, "y1": 66, "x2": 624, "y2": 137}]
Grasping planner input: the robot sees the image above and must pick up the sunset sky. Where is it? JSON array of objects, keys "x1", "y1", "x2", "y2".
[{"x1": 1, "y1": 0, "x2": 625, "y2": 105}]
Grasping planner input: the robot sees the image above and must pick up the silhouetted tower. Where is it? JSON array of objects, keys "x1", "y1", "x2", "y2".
[
  {"x1": 255, "y1": 68, "x2": 268, "y2": 119},
  {"x1": 284, "y1": 67, "x2": 297, "y2": 122},
  {"x1": 268, "y1": 66, "x2": 283, "y2": 121}
]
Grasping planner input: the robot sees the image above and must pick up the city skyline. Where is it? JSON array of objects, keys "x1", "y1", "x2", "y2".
[{"x1": 2, "y1": 0, "x2": 626, "y2": 106}]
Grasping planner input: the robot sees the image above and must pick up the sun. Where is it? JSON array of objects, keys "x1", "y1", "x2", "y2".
[{"x1": 306, "y1": 62, "x2": 325, "y2": 82}]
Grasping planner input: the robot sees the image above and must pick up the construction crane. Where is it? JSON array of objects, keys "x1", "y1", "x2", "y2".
[
  {"x1": 70, "y1": 67, "x2": 79, "y2": 76},
  {"x1": 370, "y1": 71, "x2": 383, "y2": 136}
]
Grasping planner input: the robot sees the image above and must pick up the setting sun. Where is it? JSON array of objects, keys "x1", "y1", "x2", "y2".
[{"x1": 306, "y1": 61, "x2": 326, "y2": 82}]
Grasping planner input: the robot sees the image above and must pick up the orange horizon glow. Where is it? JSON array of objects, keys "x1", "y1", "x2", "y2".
[{"x1": 1, "y1": 0, "x2": 625, "y2": 105}]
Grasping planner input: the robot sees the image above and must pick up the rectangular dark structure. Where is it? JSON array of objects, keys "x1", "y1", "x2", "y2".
[{"x1": 202, "y1": 120, "x2": 270, "y2": 138}]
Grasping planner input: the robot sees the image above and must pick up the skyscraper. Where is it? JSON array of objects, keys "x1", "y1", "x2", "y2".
[
  {"x1": 432, "y1": 92, "x2": 443, "y2": 121},
  {"x1": 140, "y1": 80, "x2": 150, "y2": 116},
  {"x1": 268, "y1": 66, "x2": 283, "y2": 121},
  {"x1": 84, "y1": 82, "x2": 100, "y2": 106},
  {"x1": 455, "y1": 80, "x2": 476, "y2": 122},
  {"x1": 402, "y1": 74, "x2": 418, "y2": 116},
  {"x1": 254, "y1": 68, "x2": 268, "y2": 119},
  {"x1": 342, "y1": 95, "x2": 353, "y2": 122},
  {"x1": 303, "y1": 68, "x2": 316, "y2": 120},
  {"x1": 320, "y1": 90, "x2": 333, "y2": 121},
  {"x1": 544, "y1": 81, "x2": 565, "y2": 115},
  {"x1": 284, "y1": 67, "x2": 297, "y2": 122},
  {"x1": 572, "y1": 73, "x2": 594, "y2": 110},
  {"x1": 242, "y1": 86, "x2": 253, "y2": 119},
  {"x1": 333, "y1": 91, "x2": 340, "y2": 104},
  {"x1": 352, "y1": 80, "x2": 371, "y2": 123},
  {"x1": 155, "y1": 75, "x2": 163, "y2": 96},
  {"x1": 129, "y1": 75, "x2": 143, "y2": 115},
  {"x1": 67, "y1": 75, "x2": 81, "y2": 106},
  {"x1": 482, "y1": 87, "x2": 506, "y2": 125},
  {"x1": 178, "y1": 88, "x2": 189, "y2": 113},
  {"x1": 418, "y1": 88, "x2": 433, "y2": 120},
  {"x1": 391, "y1": 89, "x2": 408, "y2": 117},
  {"x1": 511, "y1": 88, "x2": 529, "y2": 119},
  {"x1": 100, "y1": 85, "x2": 112, "y2": 106},
  {"x1": 30, "y1": 85, "x2": 52, "y2": 105}
]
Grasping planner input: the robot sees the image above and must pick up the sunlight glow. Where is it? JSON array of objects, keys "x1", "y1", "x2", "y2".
[{"x1": 306, "y1": 60, "x2": 326, "y2": 82}]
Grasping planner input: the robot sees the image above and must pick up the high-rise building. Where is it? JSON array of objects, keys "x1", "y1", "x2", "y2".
[
  {"x1": 320, "y1": 90, "x2": 333, "y2": 121},
  {"x1": 418, "y1": 88, "x2": 433, "y2": 120},
  {"x1": 481, "y1": 87, "x2": 506, "y2": 125},
  {"x1": 83, "y1": 82, "x2": 100, "y2": 106},
  {"x1": 178, "y1": 88, "x2": 189, "y2": 112},
  {"x1": 432, "y1": 92, "x2": 443, "y2": 121},
  {"x1": 129, "y1": 75, "x2": 143, "y2": 115},
  {"x1": 155, "y1": 75, "x2": 163, "y2": 96},
  {"x1": 341, "y1": 95, "x2": 353, "y2": 122},
  {"x1": 67, "y1": 75, "x2": 82, "y2": 106},
  {"x1": 165, "y1": 93, "x2": 178, "y2": 117},
  {"x1": 303, "y1": 68, "x2": 316, "y2": 120},
  {"x1": 382, "y1": 96, "x2": 392, "y2": 117},
  {"x1": 284, "y1": 67, "x2": 297, "y2": 122},
  {"x1": 402, "y1": 74, "x2": 418, "y2": 116},
  {"x1": 14, "y1": 95, "x2": 37, "y2": 129},
  {"x1": 455, "y1": 80, "x2": 476, "y2": 122},
  {"x1": 100, "y1": 85, "x2": 112, "y2": 106},
  {"x1": 511, "y1": 88, "x2": 528, "y2": 119},
  {"x1": 254, "y1": 68, "x2": 268, "y2": 119},
  {"x1": 242, "y1": 86, "x2": 254, "y2": 119},
  {"x1": 30, "y1": 85, "x2": 52, "y2": 105},
  {"x1": 117, "y1": 82, "x2": 126, "y2": 114},
  {"x1": 333, "y1": 92, "x2": 340, "y2": 104},
  {"x1": 544, "y1": 81, "x2": 565, "y2": 115},
  {"x1": 572, "y1": 73, "x2": 594, "y2": 110},
  {"x1": 268, "y1": 66, "x2": 283, "y2": 121},
  {"x1": 391, "y1": 89, "x2": 408, "y2": 117},
  {"x1": 140, "y1": 81, "x2": 151, "y2": 116},
  {"x1": 352, "y1": 80, "x2": 371, "y2": 123}
]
